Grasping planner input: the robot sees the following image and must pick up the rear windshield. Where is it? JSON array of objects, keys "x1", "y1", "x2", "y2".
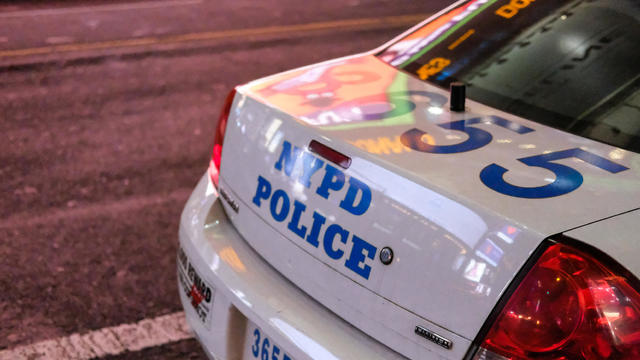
[{"x1": 378, "y1": 0, "x2": 640, "y2": 153}]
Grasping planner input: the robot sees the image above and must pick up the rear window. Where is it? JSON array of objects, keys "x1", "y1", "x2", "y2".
[{"x1": 378, "y1": 0, "x2": 640, "y2": 153}]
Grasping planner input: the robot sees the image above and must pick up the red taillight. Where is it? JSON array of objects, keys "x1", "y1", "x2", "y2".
[
  {"x1": 209, "y1": 88, "x2": 237, "y2": 188},
  {"x1": 473, "y1": 240, "x2": 640, "y2": 360}
]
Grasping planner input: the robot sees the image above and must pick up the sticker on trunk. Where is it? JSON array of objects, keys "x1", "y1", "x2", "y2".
[{"x1": 178, "y1": 247, "x2": 214, "y2": 328}]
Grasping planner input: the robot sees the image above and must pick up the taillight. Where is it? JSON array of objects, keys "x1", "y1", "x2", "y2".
[
  {"x1": 472, "y1": 239, "x2": 640, "y2": 360},
  {"x1": 209, "y1": 88, "x2": 237, "y2": 188}
]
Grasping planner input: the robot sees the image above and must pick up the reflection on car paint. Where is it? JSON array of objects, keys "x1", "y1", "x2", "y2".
[
  {"x1": 252, "y1": 57, "x2": 431, "y2": 130},
  {"x1": 384, "y1": 0, "x2": 494, "y2": 67},
  {"x1": 219, "y1": 246, "x2": 247, "y2": 273},
  {"x1": 350, "y1": 135, "x2": 412, "y2": 155},
  {"x1": 301, "y1": 89, "x2": 447, "y2": 130},
  {"x1": 257, "y1": 71, "x2": 631, "y2": 198}
]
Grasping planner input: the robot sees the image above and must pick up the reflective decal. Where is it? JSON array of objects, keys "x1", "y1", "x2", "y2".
[
  {"x1": 401, "y1": 115, "x2": 534, "y2": 154},
  {"x1": 396, "y1": 110, "x2": 627, "y2": 198},
  {"x1": 316, "y1": 164, "x2": 346, "y2": 199},
  {"x1": 480, "y1": 148, "x2": 630, "y2": 198},
  {"x1": 345, "y1": 235, "x2": 377, "y2": 278},
  {"x1": 333, "y1": 89, "x2": 628, "y2": 198},
  {"x1": 251, "y1": 140, "x2": 378, "y2": 280},
  {"x1": 177, "y1": 247, "x2": 214, "y2": 328},
  {"x1": 339, "y1": 177, "x2": 372, "y2": 215},
  {"x1": 323, "y1": 224, "x2": 348, "y2": 260}
]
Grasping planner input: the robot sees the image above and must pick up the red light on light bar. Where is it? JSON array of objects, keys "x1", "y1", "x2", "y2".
[{"x1": 309, "y1": 140, "x2": 351, "y2": 169}]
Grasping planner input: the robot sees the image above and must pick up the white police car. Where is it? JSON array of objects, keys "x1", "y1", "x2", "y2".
[{"x1": 177, "y1": 0, "x2": 640, "y2": 359}]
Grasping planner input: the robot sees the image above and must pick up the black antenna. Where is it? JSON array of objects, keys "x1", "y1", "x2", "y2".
[{"x1": 449, "y1": 82, "x2": 466, "y2": 112}]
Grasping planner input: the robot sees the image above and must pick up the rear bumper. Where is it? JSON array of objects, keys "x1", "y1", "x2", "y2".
[{"x1": 178, "y1": 175, "x2": 404, "y2": 360}]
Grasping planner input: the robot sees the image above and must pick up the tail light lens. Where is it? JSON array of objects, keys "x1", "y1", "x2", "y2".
[
  {"x1": 208, "y1": 89, "x2": 237, "y2": 188},
  {"x1": 473, "y1": 240, "x2": 640, "y2": 360}
]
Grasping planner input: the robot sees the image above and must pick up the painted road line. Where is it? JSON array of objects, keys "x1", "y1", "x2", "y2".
[
  {"x1": 0, "y1": 311, "x2": 192, "y2": 360},
  {"x1": 0, "y1": 0, "x2": 203, "y2": 19},
  {"x1": 0, "y1": 14, "x2": 432, "y2": 59}
]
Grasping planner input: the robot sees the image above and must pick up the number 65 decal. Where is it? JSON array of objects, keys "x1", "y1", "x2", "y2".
[{"x1": 480, "y1": 148, "x2": 629, "y2": 199}]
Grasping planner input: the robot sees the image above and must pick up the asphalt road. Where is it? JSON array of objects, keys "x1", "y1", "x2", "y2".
[{"x1": 0, "y1": 1, "x2": 453, "y2": 358}]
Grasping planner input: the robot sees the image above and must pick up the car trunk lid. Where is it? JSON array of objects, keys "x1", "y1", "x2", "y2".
[{"x1": 217, "y1": 54, "x2": 640, "y2": 351}]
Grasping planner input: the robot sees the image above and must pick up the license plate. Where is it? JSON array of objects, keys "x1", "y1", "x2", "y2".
[
  {"x1": 178, "y1": 247, "x2": 215, "y2": 328},
  {"x1": 244, "y1": 322, "x2": 294, "y2": 360}
]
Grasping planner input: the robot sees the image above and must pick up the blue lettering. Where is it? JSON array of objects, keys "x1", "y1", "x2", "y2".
[
  {"x1": 252, "y1": 176, "x2": 272, "y2": 207},
  {"x1": 299, "y1": 152, "x2": 324, "y2": 188},
  {"x1": 287, "y1": 200, "x2": 308, "y2": 239},
  {"x1": 316, "y1": 164, "x2": 345, "y2": 199},
  {"x1": 274, "y1": 140, "x2": 301, "y2": 177},
  {"x1": 270, "y1": 189, "x2": 290, "y2": 222},
  {"x1": 305, "y1": 211, "x2": 326, "y2": 248},
  {"x1": 345, "y1": 235, "x2": 377, "y2": 279},
  {"x1": 323, "y1": 224, "x2": 348, "y2": 259},
  {"x1": 480, "y1": 148, "x2": 629, "y2": 198},
  {"x1": 251, "y1": 329, "x2": 260, "y2": 357},
  {"x1": 255, "y1": 143, "x2": 379, "y2": 280},
  {"x1": 339, "y1": 177, "x2": 372, "y2": 215}
]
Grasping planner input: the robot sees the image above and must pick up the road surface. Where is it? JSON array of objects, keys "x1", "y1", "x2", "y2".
[{"x1": 0, "y1": 1, "x2": 453, "y2": 358}]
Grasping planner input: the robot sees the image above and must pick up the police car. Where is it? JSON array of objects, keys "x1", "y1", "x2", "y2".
[{"x1": 177, "y1": 0, "x2": 640, "y2": 359}]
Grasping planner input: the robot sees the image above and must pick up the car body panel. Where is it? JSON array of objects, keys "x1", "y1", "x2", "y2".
[
  {"x1": 216, "y1": 52, "x2": 639, "y2": 343},
  {"x1": 179, "y1": 175, "x2": 409, "y2": 360},
  {"x1": 566, "y1": 209, "x2": 640, "y2": 277},
  {"x1": 217, "y1": 176, "x2": 470, "y2": 359},
  {"x1": 241, "y1": 54, "x2": 640, "y2": 235}
]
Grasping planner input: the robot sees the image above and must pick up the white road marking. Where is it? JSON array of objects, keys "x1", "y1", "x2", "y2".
[
  {"x1": 0, "y1": 0, "x2": 203, "y2": 19},
  {"x1": 0, "y1": 311, "x2": 193, "y2": 360}
]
